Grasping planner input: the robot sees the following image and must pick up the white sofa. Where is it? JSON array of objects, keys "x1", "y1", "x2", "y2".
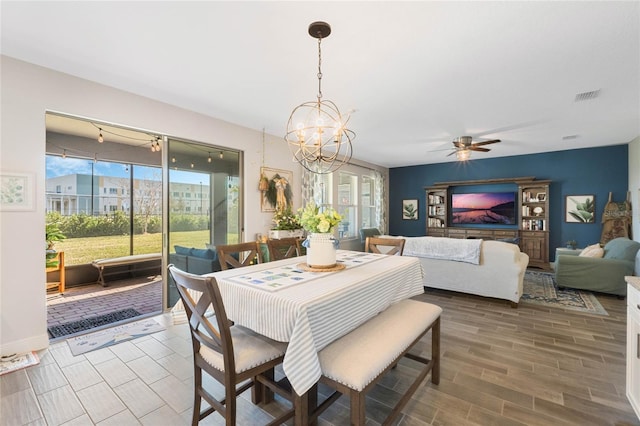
[{"x1": 400, "y1": 237, "x2": 529, "y2": 306}]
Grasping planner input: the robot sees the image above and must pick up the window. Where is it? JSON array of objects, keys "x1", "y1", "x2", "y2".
[
  {"x1": 45, "y1": 155, "x2": 162, "y2": 265},
  {"x1": 303, "y1": 164, "x2": 384, "y2": 240},
  {"x1": 361, "y1": 176, "x2": 376, "y2": 229},
  {"x1": 337, "y1": 172, "x2": 357, "y2": 238}
]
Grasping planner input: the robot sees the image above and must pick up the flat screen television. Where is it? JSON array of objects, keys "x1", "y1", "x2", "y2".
[{"x1": 451, "y1": 192, "x2": 516, "y2": 225}]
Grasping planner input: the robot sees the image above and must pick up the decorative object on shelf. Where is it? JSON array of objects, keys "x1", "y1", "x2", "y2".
[
  {"x1": 402, "y1": 199, "x2": 418, "y2": 220},
  {"x1": 284, "y1": 21, "x2": 355, "y2": 174},
  {"x1": 0, "y1": 172, "x2": 35, "y2": 211},
  {"x1": 566, "y1": 239, "x2": 578, "y2": 249},
  {"x1": 298, "y1": 202, "x2": 342, "y2": 268},
  {"x1": 565, "y1": 194, "x2": 595, "y2": 223},
  {"x1": 260, "y1": 167, "x2": 293, "y2": 212},
  {"x1": 270, "y1": 206, "x2": 304, "y2": 239},
  {"x1": 533, "y1": 206, "x2": 544, "y2": 216}
]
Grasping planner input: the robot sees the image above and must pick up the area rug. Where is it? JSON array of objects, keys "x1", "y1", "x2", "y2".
[
  {"x1": 48, "y1": 308, "x2": 142, "y2": 338},
  {"x1": 67, "y1": 317, "x2": 165, "y2": 355},
  {"x1": 521, "y1": 270, "x2": 608, "y2": 315},
  {"x1": 0, "y1": 352, "x2": 39, "y2": 376}
]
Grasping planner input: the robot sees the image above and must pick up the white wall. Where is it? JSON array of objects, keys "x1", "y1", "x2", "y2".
[{"x1": 0, "y1": 56, "x2": 302, "y2": 355}]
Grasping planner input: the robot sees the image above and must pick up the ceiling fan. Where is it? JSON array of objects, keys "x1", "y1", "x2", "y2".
[{"x1": 447, "y1": 136, "x2": 501, "y2": 160}]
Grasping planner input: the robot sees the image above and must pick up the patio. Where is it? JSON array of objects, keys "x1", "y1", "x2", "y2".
[{"x1": 46, "y1": 275, "x2": 163, "y2": 339}]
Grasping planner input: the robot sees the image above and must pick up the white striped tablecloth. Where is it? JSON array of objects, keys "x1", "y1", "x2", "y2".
[{"x1": 208, "y1": 250, "x2": 425, "y2": 396}]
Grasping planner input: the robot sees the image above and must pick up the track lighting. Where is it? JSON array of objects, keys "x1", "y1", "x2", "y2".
[
  {"x1": 62, "y1": 149, "x2": 66, "y2": 159},
  {"x1": 98, "y1": 128, "x2": 104, "y2": 143},
  {"x1": 219, "y1": 151, "x2": 224, "y2": 159},
  {"x1": 208, "y1": 153, "x2": 212, "y2": 163}
]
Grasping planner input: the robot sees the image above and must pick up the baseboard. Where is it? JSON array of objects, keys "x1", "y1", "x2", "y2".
[{"x1": 1, "y1": 333, "x2": 49, "y2": 358}]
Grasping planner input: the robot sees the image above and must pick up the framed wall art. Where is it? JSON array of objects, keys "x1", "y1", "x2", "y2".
[
  {"x1": 565, "y1": 194, "x2": 595, "y2": 223},
  {"x1": 402, "y1": 199, "x2": 418, "y2": 220},
  {"x1": 0, "y1": 172, "x2": 35, "y2": 211},
  {"x1": 260, "y1": 167, "x2": 293, "y2": 212}
]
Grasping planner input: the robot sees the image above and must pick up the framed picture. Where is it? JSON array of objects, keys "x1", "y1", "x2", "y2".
[
  {"x1": 260, "y1": 167, "x2": 293, "y2": 212},
  {"x1": 536, "y1": 192, "x2": 547, "y2": 202},
  {"x1": 402, "y1": 199, "x2": 418, "y2": 220},
  {"x1": 565, "y1": 194, "x2": 595, "y2": 223},
  {"x1": 0, "y1": 172, "x2": 35, "y2": 211}
]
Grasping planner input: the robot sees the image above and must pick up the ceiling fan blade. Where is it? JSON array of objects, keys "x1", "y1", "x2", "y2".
[
  {"x1": 446, "y1": 150, "x2": 457, "y2": 156},
  {"x1": 472, "y1": 139, "x2": 501, "y2": 147},
  {"x1": 453, "y1": 141, "x2": 465, "y2": 148},
  {"x1": 469, "y1": 146, "x2": 491, "y2": 152}
]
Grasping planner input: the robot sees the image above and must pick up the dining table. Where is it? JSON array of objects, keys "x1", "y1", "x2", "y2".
[{"x1": 206, "y1": 249, "x2": 425, "y2": 423}]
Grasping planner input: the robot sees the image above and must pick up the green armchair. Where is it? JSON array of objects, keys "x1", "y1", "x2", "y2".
[{"x1": 555, "y1": 237, "x2": 640, "y2": 296}]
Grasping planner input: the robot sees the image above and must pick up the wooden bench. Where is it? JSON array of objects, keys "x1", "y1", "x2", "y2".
[
  {"x1": 92, "y1": 253, "x2": 162, "y2": 286},
  {"x1": 312, "y1": 299, "x2": 441, "y2": 426}
]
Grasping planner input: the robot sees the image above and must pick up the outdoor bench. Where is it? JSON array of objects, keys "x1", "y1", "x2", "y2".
[{"x1": 92, "y1": 253, "x2": 162, "y2": 286}]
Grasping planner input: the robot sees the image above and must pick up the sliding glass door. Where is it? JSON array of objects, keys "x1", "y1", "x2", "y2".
[{"x1": 165, "y1": 138, "x2": 242, "y2": 308}]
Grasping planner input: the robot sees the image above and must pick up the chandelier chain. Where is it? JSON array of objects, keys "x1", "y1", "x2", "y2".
[{"x1": 317, "y1": 37, "x2": 323, "y2": 100}]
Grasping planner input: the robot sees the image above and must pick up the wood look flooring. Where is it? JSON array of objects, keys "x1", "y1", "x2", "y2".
[{"x1": 1, "y1": 286, "x2": 638, "y2": 426}]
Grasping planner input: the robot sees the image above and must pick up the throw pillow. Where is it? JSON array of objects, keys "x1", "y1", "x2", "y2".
[
  {"x1": 174, "y1": 245, "x2": 191, "y2": 256},
  {"x1": 191, "y1": 248, "x2": 216, "y2": 259},
  {"x1": 579, "y1": 243, "x2": 604, "y2": 258}
]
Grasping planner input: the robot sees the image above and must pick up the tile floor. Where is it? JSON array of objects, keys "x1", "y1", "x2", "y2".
[{"x1": 1, "y1": 313, "x2": 293, "y2": 426}]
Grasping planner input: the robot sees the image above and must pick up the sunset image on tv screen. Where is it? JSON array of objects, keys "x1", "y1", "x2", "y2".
[{"x1": 451, "y1": 192, "x2": 516, "y2": 224}]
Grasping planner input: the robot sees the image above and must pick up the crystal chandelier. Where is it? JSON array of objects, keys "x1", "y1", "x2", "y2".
[{"x1": 285, "y1": 21, "x2": 355, "y2": 174}]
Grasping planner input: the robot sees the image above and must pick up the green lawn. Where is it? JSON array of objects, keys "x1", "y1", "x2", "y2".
[{"x1": 55, "y1": 230, "x2": 237, "y2": 265}]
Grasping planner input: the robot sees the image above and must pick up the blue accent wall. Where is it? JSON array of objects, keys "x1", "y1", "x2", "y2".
[{"x1": 389, "y1": 145, "x2": 629, "y2": 260}]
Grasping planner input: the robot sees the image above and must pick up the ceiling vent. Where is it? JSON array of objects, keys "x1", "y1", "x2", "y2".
[
  {"x1": 562, "y1": 134, "x2": 579, "y2": 140},
  {"x1": 574, "y1": 89, "x2": 600, "y2": 102}
]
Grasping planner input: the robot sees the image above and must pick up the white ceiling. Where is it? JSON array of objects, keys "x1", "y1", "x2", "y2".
[{"x1": 2, "y1": 1, "x2": 639, "y2": 167}]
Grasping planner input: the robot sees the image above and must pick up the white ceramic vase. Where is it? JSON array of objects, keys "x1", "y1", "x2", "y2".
[{"x1": 306, "y1": 233, "x2": 337, "y2": 268}]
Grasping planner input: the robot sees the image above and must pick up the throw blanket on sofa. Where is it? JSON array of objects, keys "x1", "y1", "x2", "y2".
[{"x1": 403, "y1": 236, "x2": 482, "y2": 265}]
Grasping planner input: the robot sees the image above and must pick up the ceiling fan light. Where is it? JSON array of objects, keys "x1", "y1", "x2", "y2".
[{"x1": 456, "y1": 149, "x2": 471, "y2": 161}]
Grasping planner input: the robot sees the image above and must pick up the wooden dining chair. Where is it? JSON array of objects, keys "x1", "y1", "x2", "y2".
[
  {"x1": 266, "y1": 237, "x2": 302, "y2": 261},
  {"x1": 168, "y1": 265, "x2": 294, "y2": 426},
  {"x1": 365, "y1": 236, "x2": 406, "y2": 256},
  {"x1": 217, "y1": 241, "x2": 262, "y2": 270}
]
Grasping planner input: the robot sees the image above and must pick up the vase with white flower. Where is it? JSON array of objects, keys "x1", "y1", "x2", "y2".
[{"x1": 298, "y1": 202, "x2": 342, "y2": 268}]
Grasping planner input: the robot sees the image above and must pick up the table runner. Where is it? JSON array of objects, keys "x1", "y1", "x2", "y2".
[
  {"x1": 211, "y1": 250, "x2": 425, "y2": 396},
  {"x1": 225, "y1": 251, "x2": 386, "y2": 291}
]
